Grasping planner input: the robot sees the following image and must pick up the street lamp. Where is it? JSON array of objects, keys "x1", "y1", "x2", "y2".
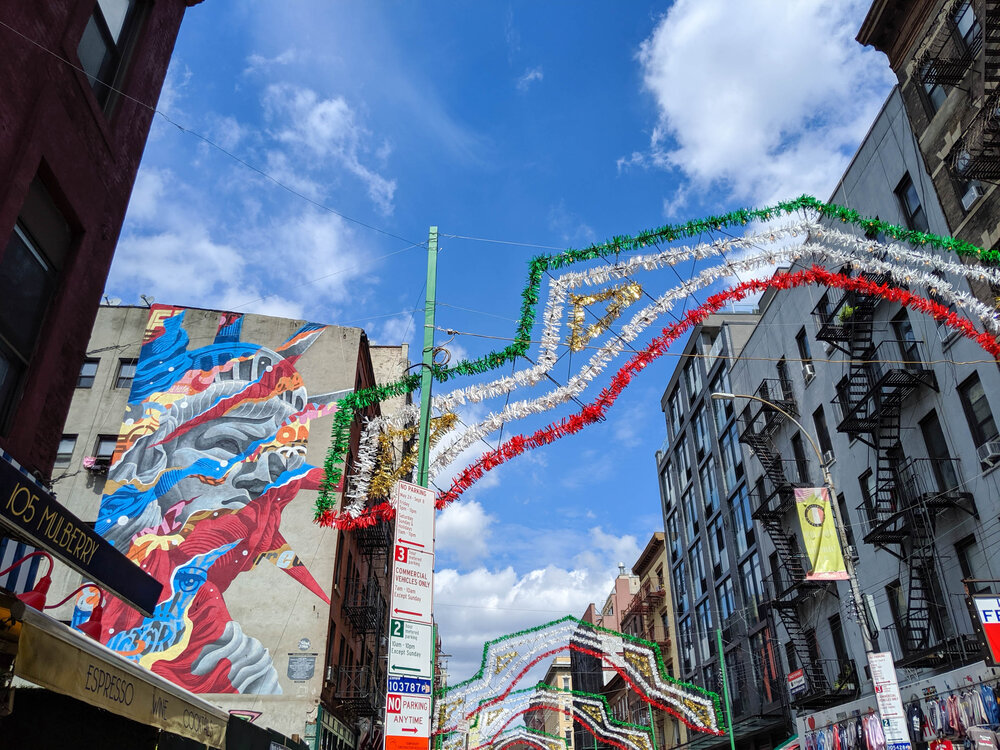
[{"x1": 710, "y1": 392, "x2": 875, "y2": 655}]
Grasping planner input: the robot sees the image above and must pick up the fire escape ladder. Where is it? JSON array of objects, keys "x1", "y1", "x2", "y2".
[
  {"x1": 769, "y1": 604, "x2": 829, "y2": 695},
  {"x1": 902, "y1": 508, "x2": 937, "y2": 654},
  {"x1": 873, "y1": 412, "x2": 902, "y2": 525},
  {"x1": 985, "y1": 0, "x2": 1000, "y2": 91}
]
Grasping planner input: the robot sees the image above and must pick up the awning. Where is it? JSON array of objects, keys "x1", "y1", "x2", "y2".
[
  {"x1": 774, "y1": 736, "x2": 800, "y2": 750},
  {"x1": 5, "y1": 593, "x2": 228, "y2": 747}
]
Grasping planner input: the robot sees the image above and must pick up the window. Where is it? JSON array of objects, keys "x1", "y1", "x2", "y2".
[
  {"x1": 561, "y1": 675, "x2": 571, "y2": 690},
  {"x1": 699, "y1": 457, "x2": 719, "y2": 517},
  {"x1": 893, "y1": 312, "x2": 920, "y2": 367},
  {"x1": 77, "y1": 0, "x2": 144, "y2": 108},
  {"x1": 956, "y1": 534, "x2": 992, "y2": 593},
  {"x1": 0, "y1": 179, "x2": 72, "y2": 425},
  {"x1": 859, "y1": 469, "x2": 877, "y2": 522},
  {"x1": 791, "y1": 433, "x2": 810, "y2": 483},
  {"x1": 750, "y1": 629, "x2": 781, "y2": 704},
  {"x1": 739, "y1": 554, "x2": 763, "y2": 623},
  {"x1": 835, "y1": 376, "x2": 851, "y2": 420},
  {"x1": 55, "y1": 435, "x2": 77, "y2": 466},
  {"x1": 115, "y1": 358, "x2": 137, "y2": 389},
  {"x1": 708, "y1": 516, "x2": 728, "y2": 576},
  {"x1": 885, "y1": 580, "x2": 906, "y2": 645},
  {"x1": 692, "y1": 406, "x2": 709, "y2": 460},
  {"x1": 920, "y1": 410, "x2": 959, "y2": 491},
  {"x1": 958, "y1": 373, "x2": 999, "y2": 447},
  {"x1": 682, "y1": 488, "x2": 698, "y2": 543},
  {"x1": 719, "y1": 423, "x2": 743, "y2": 493},
  {"x1": 795, "y1": 327, "x2": 812, "y2": 366},
  {"x1": 667, "y1": 390, "x2": 682, "y2": 437},
  {"x1": 690, "y1": 540, "x2": 707, "y2": 598},
  {"x1": 676, "y1": 436, "x2": 692, "y2": 484},
  {"x1": 711, "y1": 370, "x2": 733, "y2": 431},
  {"x1": 896, "y1": 174, "x2": 929, "y2": 232},
  {"x1": 813, "y1": 406, "x2": 834, "y2": 458},
  {"x1": 666, "y1": 512, "x2": 681, "y2": 561},
  {"x1": 673, "y1": 562, "x2": 689, "y2": 617},
  {"x1": 77, "y1": 358, "x2": 99, "y2": 388},
  {"x1": 95, "y1": 434, "x2": 117, "y2": 461},
  {"x1": 662, "y1": 461, "x2": 678, "y2": 510},
  {"x1": 923, "y1": 78, "x2": 948, "y2": 113},
  {"x1": 731, "y1": 484, "x2": 753, "y2": 555},
  {"x1": 717, "y1": 577, "x2": 735, "y2": 621},
  {"x1": 695, "y1": 599, "x2": 713, "y2": 661},
  {"x1": 836, "y1": 492, "x2": 855, "y2": 550},
  {"x1": 678, "y1": 617, "x2": 693, "y2": 673},
  {"x1": 684, "y1": 361, "x2": 702, "y2": 403},
  {"x1": 954, "y1": 0, "x2": 982, "y2": 49}
]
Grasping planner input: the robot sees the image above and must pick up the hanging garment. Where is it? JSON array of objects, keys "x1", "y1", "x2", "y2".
[
  {"x1": 966, "y1": 727, "x2": 999, "y2": 750},
  {"x1": 947, "y1": 695, "x2": 964, "y2": 735},
  {"x1": 930, "y1": 739, "x2": 956, "y2": 750},
  {"x1": 980, "y1": 684, "x2": 1000, "y2": 726},
  {"x1": 910, "y1": 702, "x2": 927, "y2": 740}
]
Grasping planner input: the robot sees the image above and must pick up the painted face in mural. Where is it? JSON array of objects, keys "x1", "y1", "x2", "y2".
[{"x1": 87, "y1": 308, "x2": 349, "y2": 694}]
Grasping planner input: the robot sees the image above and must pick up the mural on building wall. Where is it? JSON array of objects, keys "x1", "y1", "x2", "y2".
[{"x1": 79, "y1": 306, "x2": 348, "y2": 694}]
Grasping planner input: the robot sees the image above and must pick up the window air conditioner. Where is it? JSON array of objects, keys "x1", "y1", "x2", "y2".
[
  {"x1": 822, "y1": 450, "x2": 835, "y2": 466},
  {"x1": 962, "y1": 182, "x2": 985, "y2": 211},
  {"x1": 977, "y1": 440, "x2": 1000, "y2": 467},
  {"x1": 802, "y1": 363, "x2": 816, "y2": 383}
]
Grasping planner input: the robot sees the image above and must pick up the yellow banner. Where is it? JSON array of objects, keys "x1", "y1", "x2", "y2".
[
  {"x1": 15, "y1": 621, "x2": 226, "y2": 747},
  {"x1": 795, "y1": 487, "x2": 849, "y2": 581}
]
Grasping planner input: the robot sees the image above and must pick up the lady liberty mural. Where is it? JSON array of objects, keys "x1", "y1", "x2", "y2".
[{"x1": 81, "y1": 306, "x2": 349, "y2": 694}]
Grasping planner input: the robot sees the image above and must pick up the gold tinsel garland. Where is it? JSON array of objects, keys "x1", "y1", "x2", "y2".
[
  {"x1": 567, "y1": 281, "x2": 643, "y2": 352},
  {"x1": 367, "y1": 412, "x2": 459, "y2": 500}
]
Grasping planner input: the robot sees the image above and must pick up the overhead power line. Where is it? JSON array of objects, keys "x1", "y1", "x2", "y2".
[{"x1": 0, "y1": 18, "x2": 422, "y2": 248}]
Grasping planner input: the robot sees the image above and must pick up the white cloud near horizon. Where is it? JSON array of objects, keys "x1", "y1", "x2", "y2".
[
  {"x1": 631, "y1": 0, "x2": 894, "y2": 206},
  {"x1": 434, "y1": 526, "x2": 641, "y2": 681}
]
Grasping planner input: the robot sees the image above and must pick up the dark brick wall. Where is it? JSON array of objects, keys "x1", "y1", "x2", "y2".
[{"x1": 0, "y1": 0, "x2": 192, "y2": 479}]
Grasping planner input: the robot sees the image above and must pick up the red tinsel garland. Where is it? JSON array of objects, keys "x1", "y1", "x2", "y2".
[{"x1": 318, "y1": 266, "x2": 1000, "y2": 529}]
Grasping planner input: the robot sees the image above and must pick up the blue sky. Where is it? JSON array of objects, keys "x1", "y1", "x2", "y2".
[{"x1": 105, "y1": 1, "x2": 894, "y2": 679}]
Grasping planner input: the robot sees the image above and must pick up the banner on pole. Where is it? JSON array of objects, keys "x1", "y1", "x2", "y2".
[{"x1": 795, "y1": 487, "x2": 849, "y2": 581}]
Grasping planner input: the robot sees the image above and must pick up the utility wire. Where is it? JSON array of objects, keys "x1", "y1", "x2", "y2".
[{"x1": 0, "y1": 18, "x2": 422, "y2": 248}]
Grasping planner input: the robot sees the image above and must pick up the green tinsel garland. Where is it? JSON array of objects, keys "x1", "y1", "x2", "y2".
[{"x1": 316, "y1": 195, "x2": 997, "y2": 517}]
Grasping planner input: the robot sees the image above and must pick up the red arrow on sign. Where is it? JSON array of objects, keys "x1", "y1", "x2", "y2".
[
  {"x1": 394, "y1": 608, "x2": 422, "y2": 617},
  {"x1": 402, "y1": 728, "x2": 418, "y2": 734},
  {"x1": 399, "y1": 539, "x2": 425, "y2": 548}
]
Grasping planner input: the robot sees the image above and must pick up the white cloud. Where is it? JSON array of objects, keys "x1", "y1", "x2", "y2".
[
  {"x1": 243, "y1": 48, "x2": 304, "y2": 76},
  {"x1": 371, "y1": 313, "x2": 415, "y2": 346},
  {"x1": 634, "y1": 0, "x2": 894, "y2": 204},
  {"x1": 434, "y1": 525, "x2": 640, "y2": 681},
  {"x1": 517, "y1": 67, "x2": 544, "y2": 92},
  {"x1": 264, "y1": 84, "x2": 397, "y2": 214},
  {"x1": 436, "y1": 500, "x2": 494, "y2": 565},
  {"x1": 110, "y1": 167, "x2": 378, "y2": 316}
]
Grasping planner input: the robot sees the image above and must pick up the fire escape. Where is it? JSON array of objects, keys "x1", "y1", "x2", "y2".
[
  {"x1": 812, "y1": 285, "x2": 977, "y2": 668},
  {"x1": 621, "y1": 581, "x2": 670, "y2": 669},
  {"x1": 337, "y1": 523, "x2": 392, "y2": 718},
  {"x1": 737, "y1": 378, "x2": 858, "y2": 709},
  {"x1": 937, "y1": 0, "x2": 1000, "y2": 181}
]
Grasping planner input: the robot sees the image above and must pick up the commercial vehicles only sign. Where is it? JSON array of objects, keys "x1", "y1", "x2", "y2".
[
  {"x1": 385, "y1": 481, "x2": 435, "y2": 750},
  {"x1": 867, "y1": 651, "x2": 912, "y2": 750},
  {"x1": 391, "y1": 545, "x2": 433, "y2": 624}
]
